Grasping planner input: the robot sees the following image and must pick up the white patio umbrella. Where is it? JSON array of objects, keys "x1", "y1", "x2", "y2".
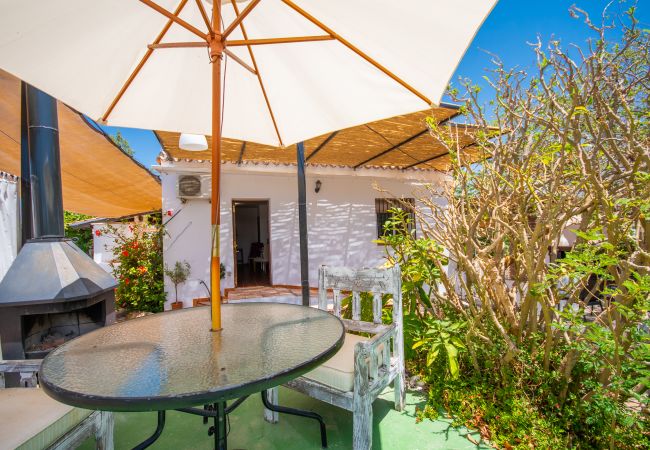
[{"x1": 0, "y1": 0, "x2": 497, "y2": 330}]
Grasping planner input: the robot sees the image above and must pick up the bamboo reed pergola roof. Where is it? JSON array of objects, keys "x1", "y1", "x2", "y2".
[
  {"x1": 0, "y1": 70, "x2": 161, "y2": 217},
  {"x1": 156, "y1": 104, "x2": 489, "y2": 171}
]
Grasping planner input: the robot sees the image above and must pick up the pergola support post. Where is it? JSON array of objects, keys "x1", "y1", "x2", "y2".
[
  {"x1": 19, "y1": 81, "x2": 32, "y2": 248},
  {"x1": 297, "y1": 141, "x2": 310, "y2": 307}
]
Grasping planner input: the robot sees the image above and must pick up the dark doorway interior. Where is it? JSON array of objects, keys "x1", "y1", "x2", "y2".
[{"x1": 233, "y1": 200, "x2": 270, "y2": 287}]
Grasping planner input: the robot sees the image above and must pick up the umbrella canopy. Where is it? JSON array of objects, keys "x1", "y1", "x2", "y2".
[
  {"x1": 0, "y1": 0, "x2": 495, "y2": 147},
  {"x1": 0, "y1": 0, "x2": 497, "y2": 329}
]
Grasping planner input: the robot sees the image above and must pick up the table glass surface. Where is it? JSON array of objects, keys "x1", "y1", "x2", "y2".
[{"x1": 40, "y1": 303, "x2": 344, "y2": 411}]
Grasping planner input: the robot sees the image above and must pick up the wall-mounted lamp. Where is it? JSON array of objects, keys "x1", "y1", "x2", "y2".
[
  {"x1": 315, "y1": 179, "x2": 322, "y2": 193},
  {"x1": 179, "y1": 133, "x2": 208, "y2": 151}
]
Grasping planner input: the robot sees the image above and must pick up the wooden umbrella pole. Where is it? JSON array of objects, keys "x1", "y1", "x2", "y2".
[{"x1": 210, "y1": 4, "x2": 223, "y2": 331}]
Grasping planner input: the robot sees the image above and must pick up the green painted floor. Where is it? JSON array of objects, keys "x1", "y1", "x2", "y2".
[{"x1": 79, "y1": 388, "x2": 490, "y2": 450}]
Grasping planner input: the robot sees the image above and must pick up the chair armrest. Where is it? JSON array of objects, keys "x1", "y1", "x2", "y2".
[
  {"x1": 0, "y1": 359, "x2": 42, "y2": 373},
  {"x1": 341, "y1": 318, "x2": 391, "y2": 335},
  {"x1": 0, "y1": 360, "x2": 42, "y2": 388},
  {"x1": 353, "y1": 323, "x2": 397, "y2": 393}
]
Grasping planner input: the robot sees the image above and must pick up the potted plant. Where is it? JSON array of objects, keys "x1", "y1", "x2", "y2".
[
  {"x1": 164, "y1": 260, "x2": 191, "y2": 310},
  {"x1": 193, "y1": 264, "x2": 227, "y2": 307}
]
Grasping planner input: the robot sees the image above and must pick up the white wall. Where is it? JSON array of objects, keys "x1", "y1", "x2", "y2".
[
  {"x1": 0, "y1": 176, "x2": 18, "y2": 281},
  {"x1": 158, "y1": 162, "x2": 447, "y2": 309}
]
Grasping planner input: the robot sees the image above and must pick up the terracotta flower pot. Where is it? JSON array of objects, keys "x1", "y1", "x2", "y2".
[{"x1": 171, "y1": 301, "x2": 183, "y2": 310}]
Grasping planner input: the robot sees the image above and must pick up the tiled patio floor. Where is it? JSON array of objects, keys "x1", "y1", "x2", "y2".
[
  {"x1": 79, "y1": 387, "x2": 489, "y2": 449},
  {"x1": 225, "y1": 285, "x2": 319, "y2": 301}
]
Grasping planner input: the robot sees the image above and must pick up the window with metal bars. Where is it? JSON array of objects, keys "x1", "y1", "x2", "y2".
[{"x1": 375, "y1": 198, "x2": 416, "y2": 240}]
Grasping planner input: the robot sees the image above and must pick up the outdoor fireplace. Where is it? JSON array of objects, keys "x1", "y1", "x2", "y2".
[{"x1": 0, "y1": 84, "x2": 116, "y2": 385}]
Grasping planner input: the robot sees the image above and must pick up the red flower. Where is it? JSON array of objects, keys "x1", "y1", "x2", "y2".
[
  {"x1": 166, "y1": 209, "x2": 173, "y2": 216},
  {"x1": 124, "y1": 278, "x2": 130, "y2": 285},
  {"x1": 121, "y1": 250, "x2": 129, "y2": 257},
  {"x1": 95, "y1": 229, "x2": 101, "y2": 237}
]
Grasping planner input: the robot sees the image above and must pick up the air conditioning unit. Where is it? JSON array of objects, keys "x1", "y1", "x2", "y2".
[{"x1": 177, "y1": 174, "x2": 211, "y2": 200}]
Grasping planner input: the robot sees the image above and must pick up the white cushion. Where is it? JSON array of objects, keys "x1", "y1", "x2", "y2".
[
  {"x1": 0, "y1": 388, "x2": 91, "y2": 450},
  {"x1": 303, "y1": 332, "x2": 384, "y2": 393}
]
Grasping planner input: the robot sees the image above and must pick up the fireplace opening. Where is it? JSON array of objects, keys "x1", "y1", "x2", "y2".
[{"x1": 22, "y1": 301, "x2": 106, "y2": 359}]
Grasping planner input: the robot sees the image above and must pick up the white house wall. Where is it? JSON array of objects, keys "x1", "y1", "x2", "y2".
[
  {"x1": 0, "y1": 176, "x2": 18, "y2": 281},
  {"x1": 159, "y1": 162, "x2": 447, "y2": 309}
]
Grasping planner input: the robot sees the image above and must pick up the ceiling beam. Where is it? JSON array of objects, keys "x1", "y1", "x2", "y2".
[
  {"x1": 402, "y1": 142, "x2": 478, "y2": 170},
  {"x1": 352, "y1": 106, "x2": 464, "y2": 169},
  {"x1": 306, "y1": 131, "x2": 338, "y2": 161},
  {"x1": 237, "y1": 141, "x2": 247, "y2": 165},
  {"x1": 353, "y1": 129, "x2": 427, "y2": 169}
]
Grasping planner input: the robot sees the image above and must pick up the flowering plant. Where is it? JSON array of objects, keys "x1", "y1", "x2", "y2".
[{"x1": 107, "y1": 219, "x2": 165, "y2": 312}]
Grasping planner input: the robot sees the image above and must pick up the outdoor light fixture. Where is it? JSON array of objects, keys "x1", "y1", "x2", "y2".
[
  {"x1": 179, "y1": 133, "x2": 208, "y2": 151},
  {"x1": 315, "y1": 180, "x2": 322, "y2": 193}
]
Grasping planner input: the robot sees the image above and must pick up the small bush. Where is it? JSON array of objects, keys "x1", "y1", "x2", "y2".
[{"x1": 107, "y1": 219, "x2": 165, "y2": 313}]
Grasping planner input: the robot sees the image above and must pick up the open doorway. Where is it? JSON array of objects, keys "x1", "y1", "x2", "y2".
[{"x1": 232, "y1": 200, "x2": 271, "y2": 287}]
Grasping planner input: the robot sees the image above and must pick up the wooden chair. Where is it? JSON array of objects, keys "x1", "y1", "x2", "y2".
[
  {"x1": 266, "y1": 265, "x2": 405, "y2": 450},
  {"x1": 0, "y1": 360, "x2": 114, "y2": 450}
]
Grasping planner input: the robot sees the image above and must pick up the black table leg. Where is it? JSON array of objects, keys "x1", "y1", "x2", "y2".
[
  {"x1": 210, "y1": 402, "x2": 227, "y2": 450},
  {"x1": 132, "y1": 410, "x2": 166, "y2": 450},
  {"x1": 178, "y1": 398, "x2": 249, "y2": 450},
  {"x1": 261, "y1": 390, "x2": 328, "y2": 448}
]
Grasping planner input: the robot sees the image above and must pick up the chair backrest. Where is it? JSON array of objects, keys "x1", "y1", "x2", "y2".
[
  {"x1": 318, "y1": 265, "x2": 401, "y2": 325},
  {"x1": 249, "y1": 242, "x2": 264, "y2": 258}
]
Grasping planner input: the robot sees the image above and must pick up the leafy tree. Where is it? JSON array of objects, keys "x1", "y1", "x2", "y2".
[
  {"x1": 63, "y1": 211, "x2": 92, "y2": 254},
  {"x1": 389, "y1": 5, "x2": 649, "y2": 448},
  {"x1": 110, "y1": 130, "x2": 134, "y2": 157}
]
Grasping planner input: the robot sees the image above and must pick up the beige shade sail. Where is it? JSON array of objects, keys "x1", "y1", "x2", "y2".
[
  {"x1": 0, "y1": 70, "x2": 161, "y2": 217},
  {"x1": 157, "y1": 105, "x2": 489, "y2": 171}
]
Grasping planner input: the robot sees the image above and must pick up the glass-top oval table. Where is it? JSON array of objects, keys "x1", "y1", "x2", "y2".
[{"x1": 40, "y1": 303, "x2": 345, "y2": 450}]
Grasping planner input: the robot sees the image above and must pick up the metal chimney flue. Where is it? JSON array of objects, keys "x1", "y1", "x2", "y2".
[
  {"x1": 26, "y1": 85, "x2": 64, "y2": 238},
  {"x1": 0, "y1": 84, "x2": 116, "y2": 383}
]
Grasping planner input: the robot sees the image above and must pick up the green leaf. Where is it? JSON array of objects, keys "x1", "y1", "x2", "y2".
[
  {"x1": 412, "y1": 340, "x2": 426, "y2": 350},
  {"x1": 448, "y1": 352, "x2": 459, "y2": 379},
  {"x1": 426, "y1": 347, "x2": 440, "y2": 366},
  {"x1": 450, "y1": 337, "x2": 466, "y2": 349}
]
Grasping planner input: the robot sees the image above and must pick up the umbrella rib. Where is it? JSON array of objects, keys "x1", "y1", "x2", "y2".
[
  {"x1": 230, "y1": 0, "x2": 284, "y2": 147},
  {"x1": 140, "y1": 0, "x2": 208, "y2": 41},
  {"x1": 148, "y1": 42, "x2": 207, "y2": 49},
  {"x1": 227, "y1": 36, "x2": 334, "y2": 46},
  {"x1": 224, "y1": 49, "x2": 257, "y2": 75},
  {"x1": 222, "y1": 0, "x2": 261, "y2": 39},
  {"x1": 194, "y1": 0, "x2": 213, "y2": 34},
  {"x1": 281, "y1": 0, "x2": 431, "y2": 106},
  {"x1": 101, "y1": 0, "x2": 191, "y2": 123}
]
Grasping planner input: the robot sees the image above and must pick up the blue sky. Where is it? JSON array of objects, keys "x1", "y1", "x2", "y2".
[{"x1": 99, "y1": 0, "x2": 649, "y2": 169}]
